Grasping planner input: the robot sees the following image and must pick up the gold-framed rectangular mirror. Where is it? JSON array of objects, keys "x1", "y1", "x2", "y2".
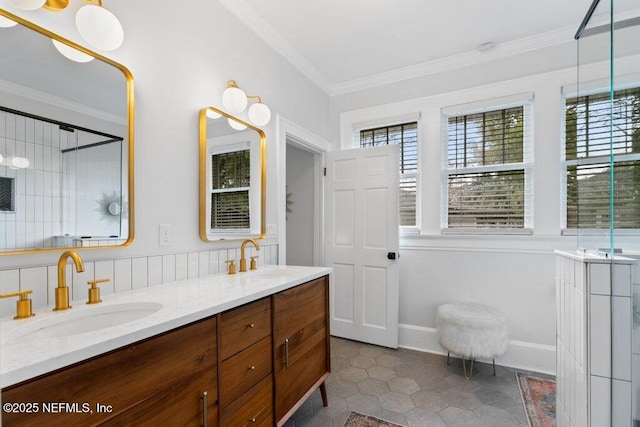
[
  {"x1": 0, "y1": 9, "x2": 134, "y2": 255},
  {"x1": 199, "y1": 107, "x2": 265, "y2": 241}
]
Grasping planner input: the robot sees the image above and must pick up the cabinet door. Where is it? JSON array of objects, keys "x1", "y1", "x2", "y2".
[
  {"x1": 274, "y1": 277, "x2": 329, "y2": 422},
  {"x1": 2, "y1": 317, "x2": 218, "y2": 427}
]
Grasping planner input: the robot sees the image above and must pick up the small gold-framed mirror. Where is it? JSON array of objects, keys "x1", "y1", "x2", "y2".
[
  {"x1": 0, "y1": 9, "x2": 134, "y2": 255},
  {"x1": 199, "y1": 107, "x2": 265, "y2": 241}
]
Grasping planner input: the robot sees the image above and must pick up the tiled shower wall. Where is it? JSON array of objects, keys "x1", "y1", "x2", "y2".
[
  {"x1": 0, "y1": 110, "x2": 72, "y2": 251},
  {"x1": 0, "y1": 244, "x2": 278, "y2": 318}
]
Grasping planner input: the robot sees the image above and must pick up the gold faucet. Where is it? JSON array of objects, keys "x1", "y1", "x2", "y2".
[
  {"x1": 55, "y1": 250, "x2": 85, "y2": 311},
  {"x1": 239, "y1": 238, "x2": 260, "y2": 272}
]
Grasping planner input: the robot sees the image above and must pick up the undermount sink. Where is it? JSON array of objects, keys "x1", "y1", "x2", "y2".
[{"x1": 10, "y1": 302, "x2": 163, "y2": 341}]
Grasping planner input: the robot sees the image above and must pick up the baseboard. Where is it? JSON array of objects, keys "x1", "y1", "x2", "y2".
[{"x1": 398, "y1": 323, "x2": 556, "y2": 376}]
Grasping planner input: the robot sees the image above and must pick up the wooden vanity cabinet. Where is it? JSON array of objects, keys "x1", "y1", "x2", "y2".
[
  {"x1": 274, "y1": 276, "x2": 330, "y2": 425},
  {"x1": 1, "y1": 317, "x2": 218, "y2": 427},
  {"x1": 1, "y1": 274, "x2": 330, "y2": 427}
]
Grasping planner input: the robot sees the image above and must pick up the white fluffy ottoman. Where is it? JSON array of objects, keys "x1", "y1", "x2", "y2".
[{"x1": 436, "y1": 302, "x2": 508, "y2": 379}]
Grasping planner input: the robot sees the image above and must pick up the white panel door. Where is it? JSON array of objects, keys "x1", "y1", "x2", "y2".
[{"x1": 325, "y1": 145, "x2": 400, "y2": 348}]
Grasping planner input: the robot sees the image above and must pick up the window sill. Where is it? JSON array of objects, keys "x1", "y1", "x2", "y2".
[
  {"x1": 441, "y1": 228, "x2": 533, "y2": 236},
  {"x1": 561, "y1": 229, "x2": 640, "y2": 236}
]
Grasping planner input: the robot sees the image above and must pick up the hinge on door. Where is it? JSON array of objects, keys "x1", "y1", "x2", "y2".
[{"x1": 323, "y1": 167, "x2": 326, "y2": 176}]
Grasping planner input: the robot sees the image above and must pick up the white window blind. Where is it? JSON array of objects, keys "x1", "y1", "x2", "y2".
[
  {"x1": 210, "y1": 149, "x2": 250, "y2": 230},
  {"x1": 444, "y1": 104, "x2": 532, "y2": 230},
  {"x1": 564, "y1": 87, "x2": 640, "y2": 229},
  {"x1": 360, "y1": 122, "x2": 418, "y2": 227}
]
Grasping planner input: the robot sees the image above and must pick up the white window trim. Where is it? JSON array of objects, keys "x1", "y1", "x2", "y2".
[{"x1": 440, "y1": 95, "x2": 534, "y2": 233}]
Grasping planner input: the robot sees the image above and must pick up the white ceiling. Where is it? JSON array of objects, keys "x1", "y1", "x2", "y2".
[{"x1": 219, "y1": 0, "x2": 640, "y2": 95}]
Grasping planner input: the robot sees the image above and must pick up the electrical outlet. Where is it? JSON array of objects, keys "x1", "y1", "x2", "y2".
[{"x1": 159, "y1": 224, "x2": 172, "y2": 247}]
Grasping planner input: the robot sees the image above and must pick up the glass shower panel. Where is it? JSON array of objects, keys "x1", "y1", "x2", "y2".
[{"x1": 573, "y1": 0, "x2": 613, "y2": 253}]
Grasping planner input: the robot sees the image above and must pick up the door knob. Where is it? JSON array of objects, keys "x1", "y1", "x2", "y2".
[{"x1": 387, "y1": 252, "x2": 398, "y2": 260}]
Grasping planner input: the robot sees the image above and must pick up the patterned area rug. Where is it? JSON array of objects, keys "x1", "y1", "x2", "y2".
[
  {"x1": 516, "y1": 372, "x2": 557, "y2": 427},
  {"x1": 343, "y1": 411, "x2": 403, "y2": 427}
]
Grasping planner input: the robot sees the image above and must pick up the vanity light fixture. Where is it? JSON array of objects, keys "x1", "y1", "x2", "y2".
[
  {"x1": 2, "y1": 0, "x2": 123, "y2": 60},
  {"x1": 221, "y1": 80, "x2": 271, "y2": 126}
]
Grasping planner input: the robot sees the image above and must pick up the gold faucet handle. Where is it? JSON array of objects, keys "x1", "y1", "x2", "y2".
[
  {"x1": 1, "y1": 290, "x2": 35, "y2": 319},
  {"x1": 250, "y1": 256, "x2": 259, "y2": 270},
  {"x1": 225, "y1": 260, "x2": 236, "y2": 275},
  {"x1": 86, "y1": 278, "x2": 109, "y2": 304}
]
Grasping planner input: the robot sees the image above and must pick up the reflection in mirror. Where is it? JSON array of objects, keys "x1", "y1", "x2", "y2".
[
  {"x1": 199, "y1": 107, "x2": 265, "y2": 241},
  {"x1": 0, "y1": 10, "x2": 134, "y2": 254}
]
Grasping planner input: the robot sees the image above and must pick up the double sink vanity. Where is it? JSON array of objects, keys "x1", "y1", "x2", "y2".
[
  {"x1": 1, "y1": 258, "x2": 332, "y2": 426},
  {"x1": 0, "y1": 9, "x2": 332, "y2": 427}
]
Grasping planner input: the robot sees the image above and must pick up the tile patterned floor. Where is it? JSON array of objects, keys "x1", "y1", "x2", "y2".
[{"x1": 284, "y1": 337, "x2": 553, "y2": 427}]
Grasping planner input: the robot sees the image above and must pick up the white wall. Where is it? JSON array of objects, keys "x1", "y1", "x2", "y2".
[
  {"x1": 0, "y1": 0, "x2": 330, "y2": 270},
  {"x1": 285, "y1": 143, "x2": 314, "y2": 266},
  {"x1": 332, "y1": 46, "x2": 640, "y2": 372}
]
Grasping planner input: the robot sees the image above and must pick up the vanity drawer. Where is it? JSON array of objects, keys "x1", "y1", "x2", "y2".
[
  {"x1": 221, "y1": 375, "x2": 273, "y2": 427},
  {"x1": 220, "y1": 297, "x2": 271, "y2": 360},
  {"x1": 220, "y1": 336, "x2": 272, "y2": 406}
]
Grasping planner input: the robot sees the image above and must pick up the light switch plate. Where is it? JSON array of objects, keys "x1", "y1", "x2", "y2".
[{"x1": 159, "y1": 224, "x2": 172, "y2": 247}]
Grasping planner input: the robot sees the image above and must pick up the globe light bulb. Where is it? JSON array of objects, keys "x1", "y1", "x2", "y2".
[
  {"x1": 206, "y1": 109, "x2": 222, "y2": 119},
  {"x1": 4, "y1": 0, "x2": 46, "y2": 11},
  {"x1": 52, "y1": 39, "x2": 94, "y2": 63},
  {"x1": 75, "y1": 4, "x2": 124, "y2": 51},
  {"x1": 248, "y1": 102, "x2": 271, "y2": 126},
  {"x1": 10, "y1": 156, "x2": 29, "y2": 169},
  {"x1": 228, "y1": 118, "x2": 247, "y2": 131},
  {"x1": 222, "y1": 86, "x2": 247, "y2": 114},
  {"x1": 0, "y1": 15, "x2": 18, "y2": 28}
]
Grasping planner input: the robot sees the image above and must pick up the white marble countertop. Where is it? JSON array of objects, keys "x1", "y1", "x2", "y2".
[{"x1": 0, "y1": 265, "x2": 332, "y2": 389}]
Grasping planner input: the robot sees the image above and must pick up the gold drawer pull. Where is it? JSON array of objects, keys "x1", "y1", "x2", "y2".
[
  {"x1": 248, "y1": 323, "x2": 255, "y2": 328},
  {"x1": 249, "y1": 418, "x2": 256, "y2": 423},
  {"x1": 248, "y1": 365, "x2": 256, "y2": 371}
]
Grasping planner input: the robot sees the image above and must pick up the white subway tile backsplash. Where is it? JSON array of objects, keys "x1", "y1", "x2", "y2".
[
  {"x1": 114, "y1": 259, "x2": 132, "y2": 293},
  {"x1": 209, "y1": 250, "x2": 219, "y2": 274},
  {"x1": 188, "y1": 252, "x2": 198, "y2": 279},
  {"x1": 175, "y1": 253, "x2": 188, "y2": 281},
  {"x1": 199, "y1": 252, "x2": 210, "y2": 277},
  {"x1": 0, "y1": 245, "x2": 278, "y2": 318},
  {"x1": 131, "y1": 257, "x2": 148, "y2": 289},
  {"x1": 147, "y1": 256, "x2": 162, "y2": 286},
  {"x1": 162, "y1": 254, "x2": 176, "y2": 284}
]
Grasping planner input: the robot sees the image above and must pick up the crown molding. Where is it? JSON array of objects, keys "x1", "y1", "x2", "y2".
[
  {"x1": 330, "y1": 26, "x2": 577, "y2": 96},
  {"x1": 218, "y1": 0, "x2": 331, "y2": 95},
  {"x1": 218, "y1": 3, "x2": 640, "y2": 97},
  {"x1": 0, "y1": 79, "x2": 126, "y2": 126}
]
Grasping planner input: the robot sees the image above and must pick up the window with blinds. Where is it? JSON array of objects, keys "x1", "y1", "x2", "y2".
[
  {"x1": 564, "y1": 87, "x2": 640, "y2": 229},
  {"x1": 210, "y1": 149, "x2": 251, "y2": 230},
  {"x1": 445, "y1": 105, "x2": 532, "y2": 230},
  {"x1": 360, "y1": 122, "x2": 418, "y2": 227}
]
